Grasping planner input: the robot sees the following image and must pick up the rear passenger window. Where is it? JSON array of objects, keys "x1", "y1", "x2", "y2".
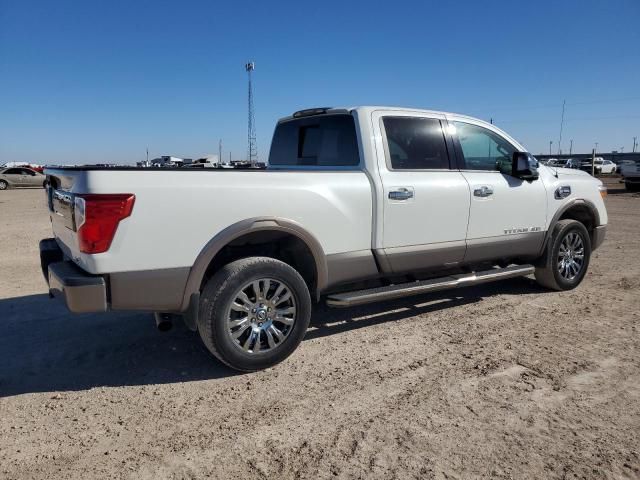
[
  {"x1": 269, "y1": 114, "x2": 359, "y2": 167},
  {"x1": 382, "y1": 117, "x2": 450, "y2": 170}
]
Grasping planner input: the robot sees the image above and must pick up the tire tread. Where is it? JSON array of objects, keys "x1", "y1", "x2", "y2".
[
  {"x1": 534, "y1": 219, "x2": 591, "y2": 291},
  {"x1": 197, "y1": 256, "x2": 311, "y2": 372}
]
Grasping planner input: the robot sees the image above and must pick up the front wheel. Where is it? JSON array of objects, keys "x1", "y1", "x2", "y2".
[
  {"x1": 197, "y1": 257, "x2": 312, "y2": 372},
  {"x1": 535, "y1": 219, "x2": 591, "y2": 291},
  {"x1": 0, "y1": 180, "x2": 8, "y2": 190}
]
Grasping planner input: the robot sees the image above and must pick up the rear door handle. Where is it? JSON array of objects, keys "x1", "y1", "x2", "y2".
[
  {"x1": 388, "y1": 188, "x2": 414, "y2": 201},
  {"x1": 473, "y1": 185, "x2": 494, "y2": 197}
]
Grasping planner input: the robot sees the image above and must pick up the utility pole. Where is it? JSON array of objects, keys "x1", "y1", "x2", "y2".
[
  {"x1": 549, "y1": 140, "x2": 553, "y2": 155},
  {"x1": 558, "y1": 99, "x2": 566, "y2": 155},
  {"x1": 569, "y1": 139, "x2": 573, "y2": 156},
  {"x1": 245, "y1": 61, "x2": 257, "y2": 166}
]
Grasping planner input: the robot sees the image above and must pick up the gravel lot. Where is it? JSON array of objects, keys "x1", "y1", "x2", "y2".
[{"x1": 1, "y1": 178, "x2": 638, "y2": 479}]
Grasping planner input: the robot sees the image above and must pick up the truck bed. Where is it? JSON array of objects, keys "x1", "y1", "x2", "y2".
[{"x1": 45, "y1": 167, "x2": 373, "y2": 275}]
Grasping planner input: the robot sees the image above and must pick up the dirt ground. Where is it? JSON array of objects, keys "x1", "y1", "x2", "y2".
[{"x1": 0, "y1": 177, "x2": 638, "y2": 480}]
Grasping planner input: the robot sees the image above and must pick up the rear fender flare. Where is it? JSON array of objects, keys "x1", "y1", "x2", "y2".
[{"x1": 179, "y1": 217, "x2": 327, "y2": 310}]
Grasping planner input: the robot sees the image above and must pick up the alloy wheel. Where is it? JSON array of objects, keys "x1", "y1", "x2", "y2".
[
  {"x1": 557, "y1": 232, "x2": 585, "y2": 280},
  {"x1": 226, "y1": 278, "x2": 296, "y2": 354}
]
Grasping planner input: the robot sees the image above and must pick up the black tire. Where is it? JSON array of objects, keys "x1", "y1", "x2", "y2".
[
  {"x1": 626, "y1": 182, "x2": 640, "y2": 192},
  {"x1": 0, "y1": 180, "x2": 8, "y2": 190},
  {"x1": 535, "y1": 219, "x2": 591, "y2": 291},
  {"x1": 197, "y1": 257, "x2": 311, "y2": 372}
]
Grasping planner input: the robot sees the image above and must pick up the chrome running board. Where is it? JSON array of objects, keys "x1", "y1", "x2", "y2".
[{"x1": 325, "y1": 264, "x2": 535, "y2": 308}]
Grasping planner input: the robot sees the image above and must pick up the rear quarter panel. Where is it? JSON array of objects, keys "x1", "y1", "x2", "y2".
[{"x1": 48, "y1": 169, "x2": 373, "y2": 274}]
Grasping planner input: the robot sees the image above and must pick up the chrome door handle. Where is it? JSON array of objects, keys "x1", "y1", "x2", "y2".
[
  {"x1": 473, "y1": 186, "x2": 494, "y2": 197},
  {"x1": 388, "y1": 188, "x2": 414, "y2": 201}
]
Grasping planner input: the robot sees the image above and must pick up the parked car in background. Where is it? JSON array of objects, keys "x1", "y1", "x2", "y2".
[
  {"x1": 0, "y1": 167, "x2": 46, "y2": 190},
  {"x1": 620, "y1": 161, "x2": 640, "y2": 191},
  {"x1": 616, "y1": 160, "x2": 635, "y2": 171},
  {"x1": 580, "y1": 158, "x2": 616, "y2": 175},
  {"x1": 1, "y1": 162, "x2": 44, "y2": 173},
  {"x1": 545, "y1": 158, "x2": 564, "y2": 167},
  {"x1": 565, "y1": 158, "x2": 581, "y2": 169}
]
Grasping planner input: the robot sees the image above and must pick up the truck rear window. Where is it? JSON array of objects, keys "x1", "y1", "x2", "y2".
[{"x1": 269, "y1": 114, "x2": 359, "y2": 167}]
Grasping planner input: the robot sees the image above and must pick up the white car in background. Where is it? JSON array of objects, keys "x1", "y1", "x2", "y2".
[
  {"x1": 580, "y1": 158, "x2": 616, "y2": 175},
  {"x1": 546, "y1": 158, "x2": 565, "y2": 167}
]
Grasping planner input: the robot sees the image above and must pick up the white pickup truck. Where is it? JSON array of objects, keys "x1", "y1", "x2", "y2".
[{"x1": 40, "y1": 106, "x2": 608, "y2": 371}]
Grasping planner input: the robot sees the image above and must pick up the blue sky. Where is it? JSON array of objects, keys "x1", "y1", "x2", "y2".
[{"x1": 1, "y1": 0, "x2": 639, "y2": 165}]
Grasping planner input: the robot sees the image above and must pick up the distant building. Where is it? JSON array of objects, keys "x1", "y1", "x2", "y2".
[
  {"x1": 194, "y1": 154, "x2": 220, "y2": 165},
  {"x1": 139, "y1": 156, "x2": 192, "y2": 167}
]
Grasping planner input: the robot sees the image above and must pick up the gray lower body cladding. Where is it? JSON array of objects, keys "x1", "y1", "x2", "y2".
[
  {"x1": 591, "y1": 225, "x2": 607, "y2": 250},
  {"x1": 109, "y1": 268, "x2": 190, "y2": 311},
  {"x1": 40, "y1": 238, "x2": 189, "y2": 313},
  {"x1": 40, "y1": 226, "x2": 591, "y2": 314},
  {"x1": 464, "y1": 232, "x2": 545, "y2": 263}
]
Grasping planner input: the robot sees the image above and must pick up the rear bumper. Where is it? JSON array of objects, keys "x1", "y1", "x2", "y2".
[
  {"x1": 592, "y1": 225, "x2": 607, "y2": 251},
  {"x1": 40, "y1": 238, "x2": 107, "y2": 313}
]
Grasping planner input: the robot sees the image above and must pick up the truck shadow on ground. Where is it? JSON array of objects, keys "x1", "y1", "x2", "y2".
[{"x1": 0, "y1": 277, "x2": 543, "y2": 397}]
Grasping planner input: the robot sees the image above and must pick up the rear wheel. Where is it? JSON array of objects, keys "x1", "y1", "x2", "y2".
[
  {"x1": 626, "y1": 182, "x2": 640, "y2": 192},
  {"x1": 535, "y1": 219, "x2": 591, "y2": 291},
  {"x1": 0, "y1": 180, "x2": 8, "y2": 190},
  {"x1": 197, "y1": 257, "x2": 311, "y2": 372}
]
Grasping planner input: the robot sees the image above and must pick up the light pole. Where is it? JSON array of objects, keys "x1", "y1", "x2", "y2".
[
  {"x1": 549, "y1": 140, "x2": 553, "y2": 155},
  {"x1": 595, "y1": 142, "x2": 599, "y2": 153},
  {"x1": 633, "y1": 137, "x2": 637, "y2": 153},
  {"x1": 569, "y1": 139, "x2": 573, "y2": 156},
  {"x1": 558, "y1": 99, "x2": 566, "y2": 155}
]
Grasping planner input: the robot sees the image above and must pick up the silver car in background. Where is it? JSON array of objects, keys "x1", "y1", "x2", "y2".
[{"x1": 0, "y1": 167, "x2": 46, "y2": 190}]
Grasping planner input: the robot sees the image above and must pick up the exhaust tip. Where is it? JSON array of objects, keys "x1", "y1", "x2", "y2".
[{"x1": 154, "y1": 313, "x2": 173, "y2": 332}]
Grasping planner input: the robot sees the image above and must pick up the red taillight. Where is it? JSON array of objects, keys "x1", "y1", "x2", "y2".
[{"x1": 76, "y1": 194, "x2": 135, "y2": 254}]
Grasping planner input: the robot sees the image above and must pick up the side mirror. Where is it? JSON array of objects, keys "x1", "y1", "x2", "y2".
[{"x1": 512, "y1": 152, "x2": 539, "y2": 181}]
